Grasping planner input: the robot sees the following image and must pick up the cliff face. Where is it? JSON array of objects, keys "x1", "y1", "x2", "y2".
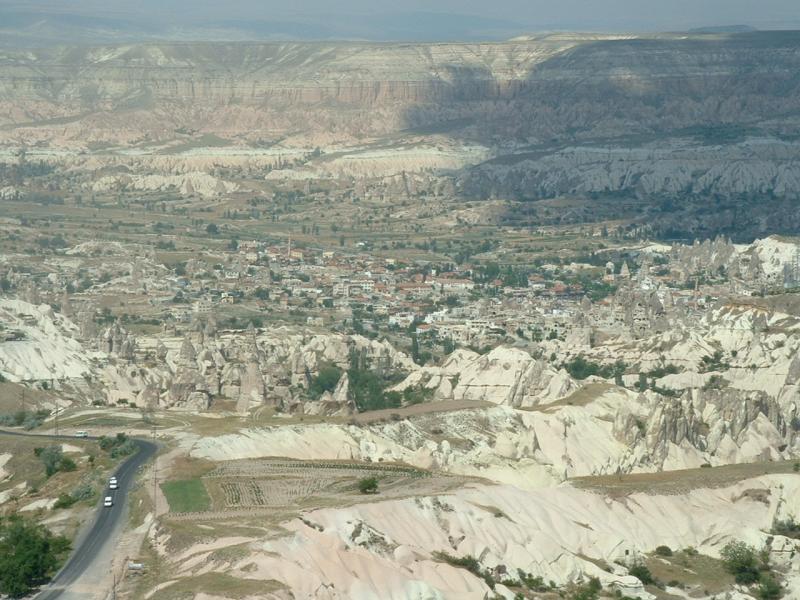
[
  {"x1": 0, "y1": 32, "x2": 798, "y2": 146},
  {"x1": 0, "y1": 33, "x2": 799, "y2": 217}
]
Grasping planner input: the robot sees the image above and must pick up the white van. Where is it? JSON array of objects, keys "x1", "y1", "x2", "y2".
[{"x1": 75, "y1": 431, "x2": 89, "y2": 438}]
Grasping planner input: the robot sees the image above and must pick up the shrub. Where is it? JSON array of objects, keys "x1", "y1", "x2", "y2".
[
  {"x1": 564, "y1": 356, "x2": 599, "y2": 380},
  {"x1": 757, "y1": 575, "x2": 783, "y2": 600},
  {"x1": 655, "y1": 545, "x2": 673, "y2": 557},
  {"x1": 571, "y1": 576, "x2": 602, "y2": 600},
  {"x1": 58, "y1": 456, "x2": 77, "y2": 472},
  {"x1": 564, "y1": 357, "x2": 626, "y2": 381},
  {"x1": 403, "y1": 386, "x2": 433, "y2": 405},
  {"x1": 0, "y1": 409, "x2": 49, "y2": 429},
  {"x1": 358, "y1": 477, "x2": 378, "y2": 494},
  {"x1": 53, "y1": 494, "x2": 76, "y2": 509},
  {"x1": 629, "y1": 564, "x2": 655, "y2": 585},
  {"x1": 771, "y1": 517, "x2": 800, "y2": 539},
  {"x1": 98, "y1": 433, "x2": 137, "y2": 458},
  {"x1": 70, "y1": 483, "x2": 94, "y2": 503},
  {"x1": 720, "y1": 541, "x2": 760, "y2": 584},
  {"x1": 36, "y1": 446, "x2": 75, "y2": 478},
  {"x1": 110, "y1": 440, "x2": 136, "y2": 459},
  {"x1": 433, "y1": 552, "x2": 495, "y2": 589},
  {"x1": 517, "y1": 569, "x2": 547, "y2": 591}
]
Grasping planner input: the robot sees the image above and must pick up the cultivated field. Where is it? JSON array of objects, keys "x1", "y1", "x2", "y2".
[
  {"x1": 160, "y1": 457, "x2": 469, "y2": 517},
  {"x1": 571, "y1": 460, "x2": 800, "y2": 497}
]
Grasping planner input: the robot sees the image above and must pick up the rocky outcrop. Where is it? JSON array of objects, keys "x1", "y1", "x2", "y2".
[
  {"x1": 1, "y1": 33, "x2": 798, "y2": 145},
  {"x1": 0, "y1": 33, "x2": 796, "y2": 215},
  {"x1": 0, "y1": 186, "x2": 21, "y2": 200},
  {"x1": 395, "y1": 346, "x2": 579, "y2": 407},
  {"x1": 90, "y1": 172, "x2": 238, "y2": 198},
  {"x1": 462, "y1": 140, "x2": 800, "y2": 202}
]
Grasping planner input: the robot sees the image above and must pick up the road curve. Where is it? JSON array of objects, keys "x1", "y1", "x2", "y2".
[{"x1": 0, "y1": 430, "x2": 157, "y2": 600}]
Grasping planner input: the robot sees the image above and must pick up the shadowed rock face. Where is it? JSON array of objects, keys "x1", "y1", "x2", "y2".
[
  {"x1": 0, "y1": 33, "x2": 798, "y2": 236},
  {"x1": 0, "y1": 32, "x2": 798, "y2": 146}
]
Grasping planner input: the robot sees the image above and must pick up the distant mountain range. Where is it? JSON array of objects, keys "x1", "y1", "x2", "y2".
[
  {"x1": 0, "y1": 2, "x2": 794, "y2": 47},
  {"x1": 0, "y1": 6, "x2": 529, "y2": 46}
]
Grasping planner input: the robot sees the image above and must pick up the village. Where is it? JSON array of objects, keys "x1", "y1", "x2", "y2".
[{"x1": 5, "y1": 229, "x2": 799, "y2": 351}]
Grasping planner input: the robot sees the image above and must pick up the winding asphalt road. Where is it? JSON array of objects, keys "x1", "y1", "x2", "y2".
[{"x1": 0, "y1": 430, "x2": 157, "y2": 600}]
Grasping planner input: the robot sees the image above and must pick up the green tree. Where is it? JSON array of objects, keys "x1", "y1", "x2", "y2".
[
  {"x1": 358, "y1": 477, "x2": 378, "y2": 494},
  {"x1": 721, "y1": 541, "x2": 761, "y2": 584},
  {"x1": 0, "y1": 515, "x2": 70, "y2": 597},
  {"x1": 442, "y1": 337, "x2": 456, "y2": 354},
  {"x1": 35, "y1": 446, "x2": 75, "y2": 478},
  {"x1": 411, "y1": 333, "x2": 421, "y2": 364},
  {"x1": 629, "y1": 563, "x2": 655, "y2": 585},
  {"x1": 206, "y1": 223, "x2": 219, "y2": 235},
  {"x1": 309, "y1": 365, "x2": 343, "y2": 400}
]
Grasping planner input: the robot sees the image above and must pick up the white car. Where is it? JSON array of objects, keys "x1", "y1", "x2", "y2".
[
  {"x1": 109, "y1": 477, "x2": 118, "y2": 490},
  {"x1": 103, "y1": 496, "x2": 113, "y2": 507},
  {"x1": 74, "y1": 431, "x2": 89, "y2": 438}
]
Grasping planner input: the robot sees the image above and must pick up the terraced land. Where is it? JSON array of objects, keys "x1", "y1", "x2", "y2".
[{"x1": 164, "y1": 458, "x2": 469, "y2": 517}]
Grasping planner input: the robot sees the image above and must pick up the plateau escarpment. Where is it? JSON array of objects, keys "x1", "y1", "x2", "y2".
[
  {"x1": 0, "y1": 33, "x2": 798, "y2": 146},
  {"x1": 1, "y1": 32, "x2": 799, "y2": 234}
]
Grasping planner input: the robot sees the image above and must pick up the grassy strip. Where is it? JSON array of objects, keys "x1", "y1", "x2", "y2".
[{"x1": 160, "y1": 479, "x2": 211, "y2": 513}]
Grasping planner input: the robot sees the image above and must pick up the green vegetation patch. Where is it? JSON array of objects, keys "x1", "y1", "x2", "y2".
[
  {"x1": 34, "y1": 446, "x2": 77, "y2": 478},
  {"x1": 0, "y1": 515, "x2": 70, "y2": 597},
  {"x1": 309, "y1": 364, "x2": 343, "y2": 399},
  {"x1": 161, "y1": 479, "x2": 211, "y2": 513},
  {"x1": 0, "y1": 409, "x2": 50, "y2": 430},
  {"x1": 564, "y1": 356, "x2": 626, "y2": 382},
  {"x1": 98, "y1": 433, "x2": 137, "y2": 458}
]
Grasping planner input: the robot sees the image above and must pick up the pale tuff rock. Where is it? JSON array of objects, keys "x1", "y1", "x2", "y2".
[
  {"x1": 644, "y1": 397, "x2": 706, "y2": 465},
  {"x1": 307, "y1": 373, "x2": 356, "y2": 417},
  {"x1": 89, "y1": 172, "x2": 238, "y2": 198},
  {"x1": 186, "y1": 375, "x2": 796, "y2": 486},
  {"x1": 330, "y1": 372, "x2": 353, "y2": 405},
  {"x1": 65, "y1": 241, "x2": 133, "y2": 257},
  {"x1": 0, "y1": 186, "x2": 21, "y2": 200},
  {"x1": 787, "y1": 352, "x2": 800, "y2": 385},
  {"x1": 238, "y1": 357, "x2": 266, "y2": 413},
  {"x1": 203, "y1": 476, "x2": 800, "y2": 600},
  {"x1": 98, "y1": 323, "x2": 136, "y2": 359},
  {"x1": 464, "y1": 141, "x2": 800, "y2": 201},
  {"x1": 396, "y1": 346, "x2": 579, "y2": 408},
  {"x1": 6, "y1": 293, "x2": 800, "y2": 478},
  {"x1": 0, "y1": 298, "x2": 90, "y2": 381},
  {"x1": 94, "y1": 330, "x2": 414, "y2": 411},
  {"x1": 265, "y1": 145, "x2": 492, "y2": 179},
  {"x1": 179, "y1": 337, "x2": 197, "y2": 365}
]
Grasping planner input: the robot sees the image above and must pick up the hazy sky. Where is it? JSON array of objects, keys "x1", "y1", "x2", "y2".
[{"x1": 2, "y1": 0, "x2": 798, "y2": 43}]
